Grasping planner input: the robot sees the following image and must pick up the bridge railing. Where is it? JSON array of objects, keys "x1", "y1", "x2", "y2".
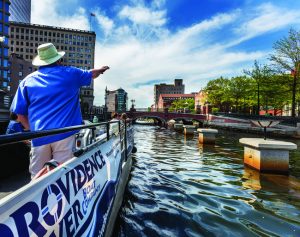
[{"x1": 131, "y1": 108, "x2": 165, "y2": 112}]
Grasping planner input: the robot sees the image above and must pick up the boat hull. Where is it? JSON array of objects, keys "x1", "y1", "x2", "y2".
[{"x1": 0, "y1": 127, "x2": 134, "y2": 237}]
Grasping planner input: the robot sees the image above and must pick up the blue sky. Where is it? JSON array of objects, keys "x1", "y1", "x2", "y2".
[{"x1": 31, "y1": 0, "x2": 300, "y2": 107}]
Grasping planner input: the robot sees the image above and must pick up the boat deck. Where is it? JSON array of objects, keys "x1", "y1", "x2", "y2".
[{"x1": 0, "y1": 171, "x2": 31, "y2": 200}]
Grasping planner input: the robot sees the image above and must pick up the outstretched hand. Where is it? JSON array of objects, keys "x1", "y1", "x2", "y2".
[
  {"x1": 92, "y1": 66, "x2": 110, "y2": 79},
  {"x1": 100, "y1": 66, "x2": 110, "y2": 73}
]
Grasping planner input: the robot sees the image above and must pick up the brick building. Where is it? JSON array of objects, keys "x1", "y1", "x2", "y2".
[
  {"x1": 154, "y1": 79, "x2": 185, "y2": 108},
  {"x1": 158, "y1": 94, "x2": 195, "y2": 110},
  {"x1": 8, "y1": 53, "x2": 33, "y2": 96}
]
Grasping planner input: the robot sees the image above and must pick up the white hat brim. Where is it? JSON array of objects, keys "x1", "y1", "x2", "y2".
[{"x1": 32, "y1": 51, "x2": 65, "y2": 66}]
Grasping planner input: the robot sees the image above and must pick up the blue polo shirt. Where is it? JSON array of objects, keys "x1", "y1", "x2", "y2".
[
  {"x1": 11, "y1": 65, "x2": 92, "y2": 147},
  {"x1": 6, "y1": 121, "x2": 24, "y2": 134}
]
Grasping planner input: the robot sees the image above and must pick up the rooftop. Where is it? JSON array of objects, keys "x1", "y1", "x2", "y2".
[{"x1": 9, "y1": 21, "x2": 96, "y2": 35}]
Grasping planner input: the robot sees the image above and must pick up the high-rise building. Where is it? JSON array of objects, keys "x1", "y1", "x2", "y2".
[
  {"x1": 154, "y1": 79, "x2": 185, "y2": 108},
  {"x1": 9, "y1": 0, "x2": 31, "y2": 23},
  {"x1": 8, "y1": 53, "x2": 33, "y2": 97},
  {"x1": 8, "y1": 21, "x2": 96, "y2": 112},
  {"x1": 105, "y1": 87, "x2": 128, "y2": 113},
  {"x1": 0, "y1": 0, "x2": 11, "y2": 122}
]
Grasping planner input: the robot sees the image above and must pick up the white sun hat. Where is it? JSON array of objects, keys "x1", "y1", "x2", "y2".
[{"x1": 32, "y1": 43, "x2": 65, "y2": 66}]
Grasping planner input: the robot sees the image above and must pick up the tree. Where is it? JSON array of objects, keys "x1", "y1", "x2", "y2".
[
  {"x1": 270, "y1": 28, "x2": 300, "y2": 117},
  {"x1": 227, "y1": 76, "x2": 252, "y2": 113},
  {"x1": 244, "y1": 61, "x2": 273, "y2": 115},
  {"x1": 204, "y1": 77, "x2": 230, "y2": 112},
  {"x1": 169, "y1": 98, "x2": 195, "y2": 112}
]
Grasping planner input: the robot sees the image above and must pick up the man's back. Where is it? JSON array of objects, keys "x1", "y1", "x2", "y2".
[{"x1": 12, "y1": 65, "x2": 92, "y2": 146}]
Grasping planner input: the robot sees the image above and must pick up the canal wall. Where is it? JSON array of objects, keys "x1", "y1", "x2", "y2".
[{"x1": 206, "y1": 115, "x2": 300, "y2": 139}]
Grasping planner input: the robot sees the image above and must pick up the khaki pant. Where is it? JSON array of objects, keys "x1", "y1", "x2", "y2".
[{"x1": 29, "y1": 135, "x2": 75, "y2": 178}]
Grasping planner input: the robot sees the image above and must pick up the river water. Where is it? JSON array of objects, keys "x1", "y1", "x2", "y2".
[{"x1": 114, "y1": 125, "x2": 300, "y2": 237}]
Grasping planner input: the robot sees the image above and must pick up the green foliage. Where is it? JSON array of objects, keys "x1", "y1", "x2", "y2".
[
  {"x1": 203, "y1": 62, "x2": 293, "y2": 114},
  {"x1": 212, "y1": 108, "x2": 219, "y2": 114},
  {"x1": 269, "y1": 28, "x2": 300, "y2": 117},
  {"x1": 169, "y1": 98, "x2": 195, "y2": 112}
]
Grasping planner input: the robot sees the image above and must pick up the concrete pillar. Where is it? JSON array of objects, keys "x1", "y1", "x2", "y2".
[
  {"x1": 183, "y1": 125, "x2": 196, "y2": 135},
  {"x1": 239, "y1": 138, "x2": 297, "y2": 174},
  {"x1": 174, "y1": 123, "x2": 183, "y2": 132},
  {"x1": 197, "y1": 128, "x2": 218, "y2": 144}
]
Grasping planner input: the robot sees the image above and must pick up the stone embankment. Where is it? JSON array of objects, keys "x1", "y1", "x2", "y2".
[{"x1": 206, "y1": 115, "x2": 300, "y2": 139}]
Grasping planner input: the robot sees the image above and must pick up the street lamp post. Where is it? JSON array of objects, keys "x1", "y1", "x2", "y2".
[
  {"x1": 196, "y1": 99, "x2": 200, "y2": 114},
  {"x1": 130, "y1": 99, "x2": 136, "y2": 112},
  {"x1": 184, "y1": 101, "x2": 188, "y2": 113}
]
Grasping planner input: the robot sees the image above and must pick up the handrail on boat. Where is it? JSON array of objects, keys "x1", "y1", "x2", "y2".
[{"x1": 0, "y1": 120, "x2": 132, "y2": 146}]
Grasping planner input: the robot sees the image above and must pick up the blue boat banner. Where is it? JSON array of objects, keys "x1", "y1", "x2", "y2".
[{"x1": 0, "y1": 132, "x2": 127, "y2": 237}]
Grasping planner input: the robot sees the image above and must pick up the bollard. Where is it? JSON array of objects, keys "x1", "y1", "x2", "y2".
[
  {"x1": 239, "y1": 138, "x2": 297, "y2": 174},
  {"x1": 174, "y1": 123, "x2": 184, "y2": 132},
  {"x1": 183, "y1": 125, "x2": 196, "y2": 135},
  {"x1": 197, "y1": 128, "x2": 218, "y2": 144}
]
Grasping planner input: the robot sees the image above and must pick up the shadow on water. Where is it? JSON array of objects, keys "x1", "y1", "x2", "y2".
[{"x1": 113, "y1": 125, "x2": 300, "y2": 237}]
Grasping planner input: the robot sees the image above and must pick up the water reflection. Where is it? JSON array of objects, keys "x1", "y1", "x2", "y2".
[
  {"x1": 114, "y1": 126, "x2": 300, "y2": 237},
  {"x1": 243, "y1": 166, "x2": 300, "y2": 197}
]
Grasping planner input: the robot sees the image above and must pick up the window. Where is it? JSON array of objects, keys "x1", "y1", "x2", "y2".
[
  {"x1": 3, "y1": 48, "x2": 8, "y2": 56},
  {"x1": 5, "y1": 3, "x2": 9, "y2": 12},
  {"x1": 19, "y1": 71, "x2": 23, "y2": 77},
  {"x1": 11, "y1": 27, "x2": 14, "y2": 32}
]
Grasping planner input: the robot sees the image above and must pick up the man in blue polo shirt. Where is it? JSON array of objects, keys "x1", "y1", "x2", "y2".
[{"x1": 11, "y1": 43, "x2": 109, "y2": 178}]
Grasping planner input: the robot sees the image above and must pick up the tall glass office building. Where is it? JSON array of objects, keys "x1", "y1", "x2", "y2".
[
  {"x1": 9, "y1": 0, "x2": 30, "y2": 23},
  {"x1": 0, "y1": 0, "x2": 10, "y2": 109}
]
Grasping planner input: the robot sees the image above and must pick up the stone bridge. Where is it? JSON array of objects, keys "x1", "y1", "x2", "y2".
[
  {"x1": 127, "y1": 110, "x2": 253, "y2": 127},
  {"x1": 127, "y1": 111, "x2": 207, "y2": 124}
]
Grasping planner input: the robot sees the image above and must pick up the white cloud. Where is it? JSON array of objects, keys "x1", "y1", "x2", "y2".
[
  {"x1": 118, "y1": 5, "x2": 167, "y2": 27},
  {"x1": 31, "y1": 0, "x2": 89, "y2": 30},
  {"x1": 31, "y1": 1, "x2": 300, "y2": 107},
  {"x1": 231, "y1": 3, "x2": 300, "y2": 45}
]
